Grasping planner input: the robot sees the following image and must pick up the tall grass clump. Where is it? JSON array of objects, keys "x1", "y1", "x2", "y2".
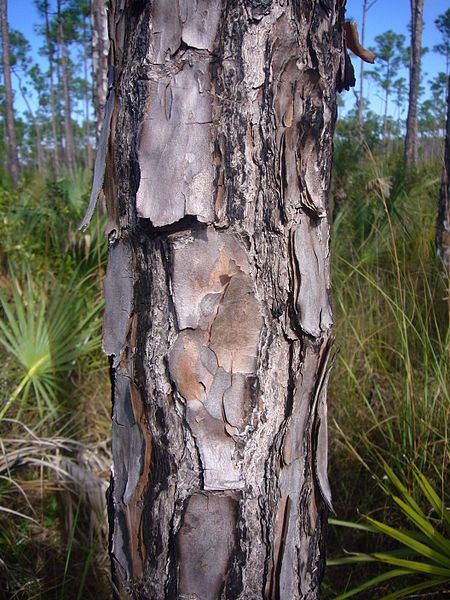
[{"x1": 324, "y1": 143, "x2": 449, "y2": 597}]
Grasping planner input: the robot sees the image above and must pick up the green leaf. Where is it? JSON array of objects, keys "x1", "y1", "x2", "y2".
[
  {"x1": 382, "y1": 460, "x2": 423, "y2": 516},
  {"x1": 390, "y1": 495, "x2": 450, "y2": 557},
  {"x1": 381, "y1": 577, "x2": 450, "y2": 600},
  {"x1": 329, "y1": 518, "x2": 379, "y2": 533},
  {"x1": 371, "y1": 552, "x2": 450, "y2": 576},
  {"x1": 410, "y1": 464, "x2": 450, "y2": 533},
  {"x1": 328, "y1": 552, "x2": 378, "y2": 567},
  {"x1": 365, "y1": 516, "x2": 450, "y2": 567},
  {"x1": 334, "y1": 569, "x2": 414, "y2": 600}
]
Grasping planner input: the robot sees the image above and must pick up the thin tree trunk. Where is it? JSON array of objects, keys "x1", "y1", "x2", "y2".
[
  {"x1": 1, "y1": 0, "x2": 19, "y2": 186},
  {"x1": 55, "y1": 29, "x2": 64, "y2": 164},
  {"x1": 437, "y1": 76, "x2": 450, "y2": 323},
  {"x1": 44, "y1": 0, "x2": 59, "y2": 171},
  {"x1": 82, "y1": 15, "x2": 93, "y2": 169},
  {"x1": 358, "y1": 1, "x2": 366, "y2": 127},
  {"x1": 383, "y1": 86, "x2": 390, "y2": 144},
  {"x1": 103, "y1": 1, "x2": 344, "y2": 597},
  {"x1": 90, "y1": 0, "x2": 108, "y2": 140},
  {"x1": 13, "y1": 69, "x2": 44, "y2": 173},
  {"x1": 405, "y1": 0, "x2": 424, "y2": 168},
  {"x1": 58, "y1": 1, "x2": 75, "y2": 172}
]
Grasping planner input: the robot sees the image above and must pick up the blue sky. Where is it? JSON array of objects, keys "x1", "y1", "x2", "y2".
[
  {"x1": 6, "y1": 0, "x2": 450, "y2": 119},
  {"x1": 9, "y1": 1, "x2": 41, "y2": 53},
  {"x1": 345, "y1": 0, "x2": 449, "y2": 116}
]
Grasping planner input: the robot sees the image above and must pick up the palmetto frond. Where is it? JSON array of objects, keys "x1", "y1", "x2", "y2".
[{"x1": 0, "y1": 270, "x2": 102, "y2": 419}]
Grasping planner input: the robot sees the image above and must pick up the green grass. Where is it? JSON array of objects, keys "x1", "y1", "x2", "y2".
[
  {"x1": 325, "y1": 145, "x2": 449, "y2": 597},
  {"x1": 328, "y1": 461, "x2": 450, "y2": 599},
  {"x1": 0, "y1": 170, "x2": 110, "y2": 599},
  {"x1": 0, "y1": 145, "x2": 448, "y2": 598}
]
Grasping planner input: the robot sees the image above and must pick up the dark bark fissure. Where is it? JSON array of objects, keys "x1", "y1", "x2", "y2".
[{"x1": 102, "y1": 1, "x2": 344, "y2": 598}]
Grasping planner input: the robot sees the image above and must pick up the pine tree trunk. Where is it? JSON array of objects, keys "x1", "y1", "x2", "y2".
[
  {"x1": 358, "y1": 0, "x2": 368, "y2": 127},
  {"x1": 59, "y1": 29, "x2": 75, "y2": 170},
  {"x1": 90, "y1": 0, "x2": 108, "y2": 140},
  {"x1": 103, "y1": 1, "x2": 344, "y2": 597},
  {"x1": 437, "y1": 76, "x2": 450, "y2": 319},
  {"x1": 405, "y1": 0, "x2": 424, "y2": 168},
  {"x1": 383, "y1": 87, "x2": 390, "y2": 144},
  {"x1": 1, "y1": 0, "x2": 19, "y2": 186},
  {"x1": 44, "y1": 0, "x2": 59, "y2": 171},
  {"x1": 58, "y1": 1, "x2": 75, "y2": 172},
  {"x1": 15, "y1": 70, "x2": 44, "y2": 173},
  {"x1": 56, "y1": 31, "x2": 64, "y2": 164},
  {"x1": 82, "y1": 16, "x2": 93, "y2": 169}
]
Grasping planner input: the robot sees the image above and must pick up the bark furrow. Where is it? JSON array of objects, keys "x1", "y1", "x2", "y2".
[{"x1": 103, "y1": 1, "x2": 344, "y2": 598}]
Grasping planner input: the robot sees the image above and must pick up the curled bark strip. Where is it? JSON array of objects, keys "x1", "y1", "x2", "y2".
[
  {"x1": 79, "y1": 82, "x2": 115, "y2": 231},
  {"x1": 344, "y1": 20, "x2": 375, "y2": 64}
]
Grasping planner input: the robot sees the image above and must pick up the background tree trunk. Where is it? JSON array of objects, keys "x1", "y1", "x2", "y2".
[
  {"x1": 14, "y1": 70, "x2": 44, "y2": 173},
  {"x1": 1, "y1": 0, "x2": 19, "y2": 186},
  {"x1": 405, "y1": 0, "x2": 424, "y2": 168},
  {"x1": 103, "y1": 1, "x2": 344, "y2": 598},
  {"x1": 57, "y1": 0, "x2": 75, "y2": 172},
  {"x1": 437, "y1": 76, "x2": 450, "y2": 322},
  {"x1": 357, "y1": 0, "x2": 378, "y2": 127},
  {"x1": 82, "y1": 14, "x2": 93, "y2": 169},
  {"x1": 59, "y1": 24, "x2": 75, "y2": 172},
  {"x1": 90, "y1": 0, "x2": 108, "y2": 140},
  {"x1": 44, "y1": 0, "x2": 59, "y2": 171}
]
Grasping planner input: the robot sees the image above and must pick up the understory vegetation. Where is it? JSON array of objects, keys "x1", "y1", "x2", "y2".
[
  {"x1": 0, "y1": 0, "x2": 448, "y2": 597},
  {"x1": 323, "y1": 132, "x2": 449, "y2": 598},
  {"x1": 0, "y1": 126, "x2": 448, "y2": 599},
  {"x1": 0, "y1": 170, "x2": 111, "y2": 599}
]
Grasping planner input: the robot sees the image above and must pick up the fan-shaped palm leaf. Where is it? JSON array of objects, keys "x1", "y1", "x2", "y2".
[{"x1": 0, "y1": 271, "x2": 102, "y2": 420}]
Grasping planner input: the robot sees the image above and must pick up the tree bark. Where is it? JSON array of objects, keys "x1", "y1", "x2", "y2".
[
  {"x1": 82, "y1": 14, "x2": 93, "y2": 169},
  {"x1": 1, "y1": 0, "x2": 19, "y2": 186},
  {"x1": 405, "y1": 0, "x2": 424, "y2": 168},
  {"x1": 44, "y1": 0, "x2": 59, "y2": 171},
  {"x1": 90, "y1": 0, "x2": 108, "y2": 140},
  {"x1": 14, "y1": 69, "x2": 44, "y2": 173},
  {"x1": 383, "y1": 85, "x2": 390, "y2": 144},
  {"x1": 358, "y1": 0, "x2": 368, "y2": 127},
  {"x1": 103, "y1": 1, "x2": 344, "y2": 598},
  {"x1": 437, "y1": 76, "x2": 450, "y2": 320},
  {"x1": 55, "y1": 26, "x2": 64, "y2": 165},
  {"x1": 58, "y1": 0, "x2": 75, "y2": 172}
]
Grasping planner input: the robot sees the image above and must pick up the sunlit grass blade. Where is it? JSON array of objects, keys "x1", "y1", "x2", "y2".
[
  {"x1": 364, "y1": 516, "x2": 450, "y2": 567},
  {"x1": 328, "y1": 518, "x2": 380, "y2": 533},
  {"x1": 333, "y1": 569, "x2": 415, "y2": 600},
  {"x1": 410, "y1": 463, "x2": 450, "y2": 532},
  {"x1": 371, "y1": 552, "x2": 450, "y2": 576},
  {"x1": 382, "y1": 577, "x2": 450, "y2": 600},
  {"x1": 389, "y1": 495, "x2": 450, "y2": 557}
]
